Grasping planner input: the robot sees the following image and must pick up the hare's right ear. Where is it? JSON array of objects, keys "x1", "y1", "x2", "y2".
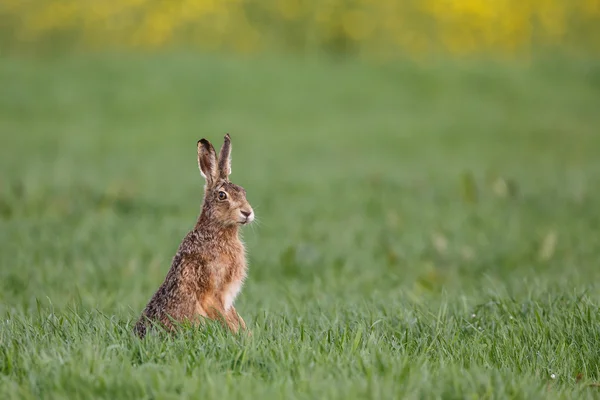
[
  {"x1": 197, "y1": 139, "x2": 218, "y2": 187},
  {"x1": 218, "y1": 133, "x2": 232, "y2": 180}
]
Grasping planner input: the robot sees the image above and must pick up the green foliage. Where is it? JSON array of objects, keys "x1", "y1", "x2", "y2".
[{"x1": 1, "y1": 54, "x2": 600, "y2": 398}]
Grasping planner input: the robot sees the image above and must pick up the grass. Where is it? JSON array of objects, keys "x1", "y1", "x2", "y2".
[{"x1": 1, "y1": 52, "x2": 600, "y2": 399}]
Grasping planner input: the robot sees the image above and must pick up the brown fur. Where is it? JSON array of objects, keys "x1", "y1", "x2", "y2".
[{"x1": 134, "y1": 134, "x2": 254, "y2": 338}]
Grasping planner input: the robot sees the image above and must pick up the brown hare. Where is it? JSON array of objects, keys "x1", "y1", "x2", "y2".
[{"x1": 134, "y1": 134, "x2": 254, "y2": 338}]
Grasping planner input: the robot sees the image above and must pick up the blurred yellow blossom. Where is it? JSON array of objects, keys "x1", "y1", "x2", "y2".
[
  {"x1": 342, "y1": 10, "x2": 374, "y2": 41},
  {"x1": 278, "y1": 0, "x2": 303, "y2": 20},
  {"x1": 0, "y1": 0, "x2": 598, "y2": 58}
]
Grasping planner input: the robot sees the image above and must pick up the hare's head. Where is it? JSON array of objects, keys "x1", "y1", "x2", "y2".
[{"x1": 197, "y1": 134, "x2": 254, "y2": 227}]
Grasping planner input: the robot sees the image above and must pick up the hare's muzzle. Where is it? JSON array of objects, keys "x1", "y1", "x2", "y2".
[{"x1": 240, "y1": 209, "x2": 254, "y2": 224}]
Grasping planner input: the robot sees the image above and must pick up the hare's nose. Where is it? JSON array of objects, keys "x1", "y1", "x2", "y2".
[{"x1": 241, "y1": 210, "x2": 251, "y2": 217}]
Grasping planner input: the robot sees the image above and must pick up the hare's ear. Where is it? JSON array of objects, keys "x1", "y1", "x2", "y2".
[
  {"x1": 218, "y1": 133, "x2": 232, "y2": 180},
  {"x1": 197, "y1": 139, "x2": 218, "y2": 186}
]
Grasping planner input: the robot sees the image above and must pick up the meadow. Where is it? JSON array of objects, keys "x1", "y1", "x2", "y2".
[{"x1": 0, "y1": 52, "x2": 599, "y2": 399}]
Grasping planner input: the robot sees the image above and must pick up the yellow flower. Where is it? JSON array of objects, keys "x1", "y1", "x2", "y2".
[
  {"x1": 342, "y1": 9, "x2": 374, "y2": 41},
  {"x1": 1, "y1": 0, "x2": 599, "y2": 58}
]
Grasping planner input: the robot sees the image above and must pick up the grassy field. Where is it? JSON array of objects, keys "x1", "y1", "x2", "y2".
[{"x1": 1, "y1": 53, "x2": 600, "y2": 399}]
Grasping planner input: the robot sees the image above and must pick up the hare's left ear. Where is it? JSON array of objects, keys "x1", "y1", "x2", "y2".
[
  {"x1": 197, "y1": 138, "x2": 218, "y2": 187},
  {"x1": 218, "y1": 133, "x2": 232, "y2": 180}
]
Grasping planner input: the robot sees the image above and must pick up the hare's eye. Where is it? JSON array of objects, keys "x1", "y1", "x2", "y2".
[{"x1": 218, "y1": 191, "x2": 227, "y2": 200}]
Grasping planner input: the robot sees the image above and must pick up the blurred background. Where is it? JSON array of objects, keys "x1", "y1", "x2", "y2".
[
  {"x1": 1, "y1": 0, "x2": 600, "y2": 314},
  {"x1": 1, "y1": 0, "x2": 599, "y2": 57}
]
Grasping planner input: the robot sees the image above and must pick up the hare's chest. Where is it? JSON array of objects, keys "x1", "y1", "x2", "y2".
[
  {"x1": 212, "y1": 249, "x2": 247, "y2": 311},
  {"x1": 222, "y1": 278, "x2": 243, "y2": 311}
]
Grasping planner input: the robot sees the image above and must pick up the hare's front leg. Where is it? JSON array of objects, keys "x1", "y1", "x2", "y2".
[
  {"x1": 226, "y1": 306, "x2": 249, "y2": 334},
  {"x1": 199, "y1": 296, "x2": 232, "y2": 330}
]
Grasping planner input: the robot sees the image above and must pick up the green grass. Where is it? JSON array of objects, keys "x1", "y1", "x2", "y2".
[{"x1": 1, "y1": 53, "x2": 600, "y2": 399}]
